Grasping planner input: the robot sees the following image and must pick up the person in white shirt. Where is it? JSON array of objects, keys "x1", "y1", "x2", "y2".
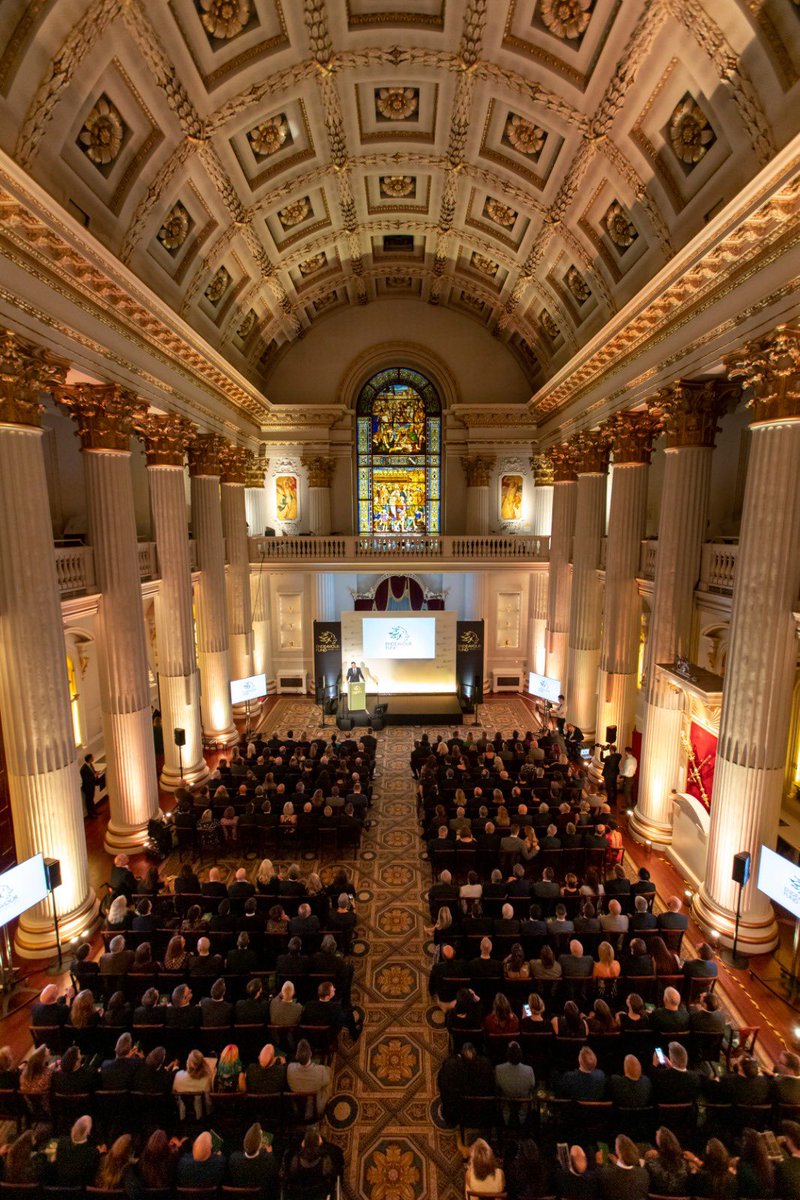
[
  {"x1": 619, "y1": 746, "x2": 638, "y2": 804},
  {"x1": 552, "y1": 694, "x2": 566, "y2": 735}
]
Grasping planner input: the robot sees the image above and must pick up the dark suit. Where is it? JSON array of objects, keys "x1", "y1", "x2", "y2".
[
  {"x1": 200, "y1": 997, "x2": 233, "y2": 1027},
  {"x1": 80, "y1": 762, "x2": 99, "y2": 817},
  {"x1": 609, "y1": 1073, "x2": 652, "y2": 1108},
  {"x1": 53, "y1": 1139, "x2": 100, "y2": 1187},
  {"x1": 228, "y1": 1148, "x2": 277, "y2": 1191},
  {"x1": 346, "y1": 667, "x2": 364, "y2": 683},
  {"x1": 557, "y1": 1067, "x2": 606, "y2": 1100},
  {"x1": 650, "y1": 1066, "x2": 701, "y2": 1103}
]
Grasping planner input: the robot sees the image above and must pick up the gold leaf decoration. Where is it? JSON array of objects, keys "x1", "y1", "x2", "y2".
[
  {"x1": 471, "y1": 252, "x2": 498, "y2": 277},
  {"x1": 604, "y1": 200, "x2": 638, "y2": 248},
  {"x1": 380, "y1": 175, "x2": 416, "y2": 198},
  {"x1": 313, "y1": 292, "x2": 336, "y2": 311},
  {"x1": 237, "y1": 310, "x2": 256, "y2": 339},
  {"x1": 375, "y1": 86, "x2": 419, "y2": 121},
  {"x1": 278, "y1": 197, "x2": 311, "y2": 229},
  {"x1": 540, "y1": 0, "x2": 593, "y2": 40},
  {"x1": 541, "y1": 310, "x2": 560, "y2": 339},
  {"x1": 484, "y1": 197, "x2": 518, "y2": 227},
  {"x1": 205, "y1": 265, "x2": 231, "y2": 304},
  {"x1": 504, "y1": 112, "x2": 546, "y2": 158},
  {"x1": 78, "y1": 96, "x2": 125, "y2": 166},
  {"x1": 669, "y1": 96, "x2": 715, "y2": 166},
  {"x1": 565, "y1": 265, "x2": 591, "y2": 305},
  {"x1": 298, "y1": 253, "x2": 327, "y2": 276},
  {"x1": 385, "y1": 276, "x2": 413, "y2": 288},
  {"x1": 199, "y1": 0, "x2": 251, "y2": 40},
  {"x1": 157, "y1": 202, "x2": 191, "y2": 251},
  {"x1": 248, "y1": 114, "x2": 289, "y2": 158}
]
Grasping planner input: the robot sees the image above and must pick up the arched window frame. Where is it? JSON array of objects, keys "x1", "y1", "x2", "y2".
[{"x1": 355, "y1": 367, "x2": 442, "y2": 535}]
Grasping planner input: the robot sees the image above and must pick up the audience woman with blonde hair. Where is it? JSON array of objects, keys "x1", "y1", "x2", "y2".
[{"x1": 465, "y1": 1137, "x2": 505, "y2": 1196}]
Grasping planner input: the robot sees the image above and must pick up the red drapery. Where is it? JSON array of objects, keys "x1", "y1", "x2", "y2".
[{"x1": 685, "y1": 722, "x2": 717, "y2": 812}]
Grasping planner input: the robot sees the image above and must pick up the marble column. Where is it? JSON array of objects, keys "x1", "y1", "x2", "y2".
[
  {"x1": 596, "y1": 412, "x2": 659, "y2": 749},
  {"x1": 566, "y1": 434, "x2": 609, "y2": 734},
  {"x1": 314, "y1": 573, "x2": 336, "y2": 623},
  {"x1": 545, "y1": 445, "x2": 578, "y2": 688},
  {"x1": 140, "y1": 413, "x2": 208, "y2": 791},
  {"x1": 694, "y1": 327, "x2": 800, "y2": 953},
  {"x1": 189, "y1": 435, "x2": 237, "y2": 745},
  {"x1": 302, "y1": 454, "x2": 334, "y2": 536},
  {"x1": 462, "y1": 455, "x2": 494, "y2": 535},
  {"x1": 245, "y1": 460, "x2": 268, "y2": 538},
  {"x1": 0, "y1": 333, "x2": 97, "y2": 953},
  {"x1": 530, "y1": 453, "x2": 554, "y2": 538},
  {"x1": 220, "y1": 445, "x2": 255, "y2": 705},
  {"x1": 57, "y1": 383, "x2": 159, "y2": 851},
  {"x1": 632, "y1": 380, "x2": 732, "y2": 844},
  {"x1": 251, "y1": 568, "x2": 272, "y2": 682}
]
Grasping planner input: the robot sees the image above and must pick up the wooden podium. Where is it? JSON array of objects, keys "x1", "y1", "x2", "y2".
[{"x1": 348, "y1": 681, "x2": 366, "y2": 711}]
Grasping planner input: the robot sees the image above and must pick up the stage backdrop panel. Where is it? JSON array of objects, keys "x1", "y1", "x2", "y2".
[{"x1": 341, "y1": 610, "x2": 457, "y2": 694}]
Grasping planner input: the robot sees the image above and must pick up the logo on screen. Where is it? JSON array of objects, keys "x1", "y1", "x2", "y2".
[
  {"x1": 0, "y1": 883, "x2": 19, "y2": 916},
  {"x1": 316, "y1": 630, "x2": 339, "y2": 652},
  {"x1": 385, "y1": 624, "x2": 412, "y2": 650},
  {"x1": 785, "y1": 873, "x2": 800, "y2": 912},
  {"x1": 458, "y1": 630, "x2": 480, "y2": 652}
]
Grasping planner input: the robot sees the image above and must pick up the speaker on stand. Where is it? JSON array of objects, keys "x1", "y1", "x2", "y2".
[
  {"x1": 174, "y1": 727, "x2": 186, "y2": 784},
  {"x1": 721, "y1": 851, "x2": 751, "y2": 969},
  {"x1": 605, "y1": 725, "x2": 618, "y2": 747},
  {"x1": 44, "y1": 858, "x2": 64, "y2": 975}
]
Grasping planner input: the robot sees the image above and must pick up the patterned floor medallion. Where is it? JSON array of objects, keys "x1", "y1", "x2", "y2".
[{"x1": 178, "y1": 697, "x2": 570, "y2": 1199}]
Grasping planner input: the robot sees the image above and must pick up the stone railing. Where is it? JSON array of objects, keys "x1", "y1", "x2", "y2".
[
  {"x1": 137, "y1": 542, "x2": 158, "y2": 580},
  {"x1": 248, "y1": 533, "x2": 550, "y2": 564},
  {"x1": 55, "y1": 545, "x2": 95, "y2": 595},
  {"x1": 699, "y1": 540, "x2": 738, "y2": 593},
  {"x1": 639, "y1": 538, "x2": 658, "y2": 580}
]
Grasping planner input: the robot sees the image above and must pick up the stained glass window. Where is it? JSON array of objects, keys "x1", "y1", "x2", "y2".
[{"x1": 356, "y1": 368, "x2": 442, "y2": 535}]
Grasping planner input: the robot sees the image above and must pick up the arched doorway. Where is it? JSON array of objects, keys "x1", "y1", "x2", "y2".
[{"x1": 355, "y1": 367, "x2": 442, "y2": 535}]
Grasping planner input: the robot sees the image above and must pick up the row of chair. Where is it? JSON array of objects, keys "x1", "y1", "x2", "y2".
[{"x1": 32, "y1": 1019, "x2": 338, "y2": 1062}]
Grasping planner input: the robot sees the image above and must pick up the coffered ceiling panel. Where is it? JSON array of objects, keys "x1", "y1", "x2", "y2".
[{"x1": 0, "y1": 0, "x2": 798, "y2": 407}]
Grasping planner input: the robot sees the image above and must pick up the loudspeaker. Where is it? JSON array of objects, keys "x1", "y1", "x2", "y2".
[
  {"x1": 732, "y1": 851, "x2": 751, "y2": 886},
  {"x1": 173, "y1": 727, "x2": 186, "y2": 748},
  {"x1": 337, "y1": 714, "x2": 353, "y2": 731},
  {"x1": 374, "y1": 704, "x2": 388, "y2": 717},
  {"x1": 474, "y1": 675, "x2": 484, "y2": 704},
  {"x1": 43, "y1": 857, "x2": 62, "y2": 891},
  {"x1": 315, "y1": 680, "x2": 324, "y2": 705},
  {"x1": 372, "y1": 715, "x2": 384, "y2": 732},
  {"x1": 605, "y1": 725, "x2": 618, "y2": 746}
]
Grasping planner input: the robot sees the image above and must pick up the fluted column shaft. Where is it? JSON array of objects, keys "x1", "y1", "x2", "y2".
[
  {"x1": 221, "y1": 481, "x2": 254, "y2": 689},
  {"x1": 0, "y1": 412, "x2": 97, "y2": 952},
  {"x1": 191, "y1": 472, "x2": 237, "y2": 743},
  {"x1": 84, "y1": 449, "x2": 159, "y2": 849},
  {"x1": 465, "y1": 486, "x2": 490, "y2": 534},
  {"x1": 527, "y1": 571, "x2": 548, "y2": 677},
  {"x1": 148, "y1": 465, "x2": 207, "y2": 788},
  {"x1": 314, "y1": 573, "x2": 336, "y2": 624},
  {"x1": 567, "y1": 471, "x2": 606, "y2": 732},
  {"x1": 309, "y1": 488, "x2": 332, "y2": 536},
  {"x1": 251, "y1": 568, "x2": 272, "y2": 681},
  {"x1": 596, "y1": 462, "x2": 648, "y2": 746},
  {"x1": 545, "y1": 478, "x2": 577, "y2": 686},
  {"x1": 530, "y1": 485, "x2": 553, "y2": 537},
  {"x1": 245, "y1": 486, "x2": 268, "y2": 537},
  {"x1": 633, "y1": 446, "x2": 714, "y2": 841},
  {"x1": 695, "y1": 417, "x2": 800, "y2": 951}
]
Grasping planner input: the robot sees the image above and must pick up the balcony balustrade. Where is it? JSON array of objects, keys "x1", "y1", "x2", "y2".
[{"x1": 248, "y1": 533, "x2": 550, "y2": 564}]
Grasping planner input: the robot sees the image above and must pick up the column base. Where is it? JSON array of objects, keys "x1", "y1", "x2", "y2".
[
  {"x1": 692, "y1": 884, "x2": 779, "y2": 956},
  {"x1": 596, "y1": 669, "x2": 638, "y2": 748},
  {"x1": 198, "y1": 649, "x2": 237, "y2": 745},
  {"x1": 628, "y1": 808, "x2": 673, "y2": 845},
  {"x1": 104, "y1": 818, "x2": 152, "y2": 854},
  {"x1": 15, "y1": 889, "x2": 99, "y2": 959},
  {"x1": 158, "y1": 672, "x2": 208, "y2": 791},
  {"x1": 545, "y1": 630, "x2": 568, "y2": 688},
  {"x1": 160, "y1": 756, "x2": 209, "y2": 791}
]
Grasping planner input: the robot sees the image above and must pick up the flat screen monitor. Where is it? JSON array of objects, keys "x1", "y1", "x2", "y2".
[
  {"x1": 230, "y1": 674, "x2": 267, "y2": 705},
  {"x1": 0, "y1": 855, "x2": 49, "y2": 930},
  {"x1": 528, "y1": 672, "x2": 561, "y2": 704},
  {"x1": 757, "y1": 845, "x2": 800, "y2": 920},
  {"x1": 362, "y1": 617, "x2": 436, "y2": 659}
]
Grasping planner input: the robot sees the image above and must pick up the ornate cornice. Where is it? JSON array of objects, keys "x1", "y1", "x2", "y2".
[
  {"x1": 188, "y1": 432, "x2": 227, "y2": 477},
  {"x1": 260, "y1": 405, "x2": 346, "y2": 430},
  {"x1": 55, "y1": 382, "x2": 146, "y2": 451},
  {"x1": 548, "y1": 443, "x2": 578, "y2": 482},
  {"x1": 530, "y1": 453, "x2": 554, "y2": 487},
  {"x1": 245, "y1": 459, "x2": 266, "y2": 489},
  {"x1": 137, "y1": 411, "x2": 195, "y2": 466},
  {"x1": 461, "y1": 454, "x2": 495, "y2": 487},
  {"x1": 725, "y1": 324, "x2": 800, "y2": 425},
  {"x1": 657, "y1": 378, "x2": 738, "y2": 448},
  {"x1": 301, "y1": 453, "x2": 335, "y2": 488},
  {"x1": 0, "y1": 327, "x2": 66, "y2": 427},
  {"x1": 570, "y1": 430, "x2": 610, "y2": 474},
  {"x1": 603, "y1": 410, "x2": 661, "y2": 464}
]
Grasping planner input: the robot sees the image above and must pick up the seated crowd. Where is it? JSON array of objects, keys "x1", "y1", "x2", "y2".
[{"x1": 415, "y1": 727, "x2": 800, "y2": 1199}]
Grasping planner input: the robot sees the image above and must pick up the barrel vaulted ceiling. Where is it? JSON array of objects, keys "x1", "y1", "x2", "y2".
[{"x1": 0, "y1": 0, "x2": 799, "y2": 427}]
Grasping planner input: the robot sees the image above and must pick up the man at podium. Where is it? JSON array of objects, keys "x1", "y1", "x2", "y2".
[{"x1": 346, "y1": 661, "x2": 366, "y2": 712}]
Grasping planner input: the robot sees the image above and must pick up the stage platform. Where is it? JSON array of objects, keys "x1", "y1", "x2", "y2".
[{"x1": 345, "y1": 693, "x2": 464, "y2": 727}]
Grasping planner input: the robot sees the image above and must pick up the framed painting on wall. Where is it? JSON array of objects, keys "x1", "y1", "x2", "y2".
[
  {"x1": 500, "y1": 473, "x2": 523, "y2": 522},
  {"x1": 275, "y1": 474, "x2": 299, "y2": 522}
]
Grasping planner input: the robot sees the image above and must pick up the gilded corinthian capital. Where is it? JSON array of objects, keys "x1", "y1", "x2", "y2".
[
  {"x1": 530, "y1": 453, "x2": 554, "y2": 486},
  {"x1": 461, "y1": 454, "x2": 495, "y2": 487},
  {"x1": 602, "y1": 410, "x2": 661, "y2": 464},
  {"x1": 136, "y1": 411, "x2": 196, "y2": 466},
  {"x1": 188, "y1": 433, "x2": 228, "y2": 477},
  {"x1": 570, "y1": 430, "x2": 610, "y2": 474},
  {"x1": 548, "y1": 443, "x2": 578, "y2": 482},
  {"x1": 0, "y1": 329, "x2": 67, "y2": 427},
  {"x1": 245, "y1": 458, "x2": 266, "y2": 489},
  {"x1": 656, "y1": 378, "x2": 737, "y2": 449},
  {"x1": 725, "y1": 324, "x2": 800, "y2": 424},
  {"x1": 219, "y1": 443, "x2": 253, "y2": 485},
  {"x1": 55, "y1": 382, "x2": 147, "y2": 450},
  {"x1": 302, "y1": 454, "x2": 335, "y2": 489}
]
